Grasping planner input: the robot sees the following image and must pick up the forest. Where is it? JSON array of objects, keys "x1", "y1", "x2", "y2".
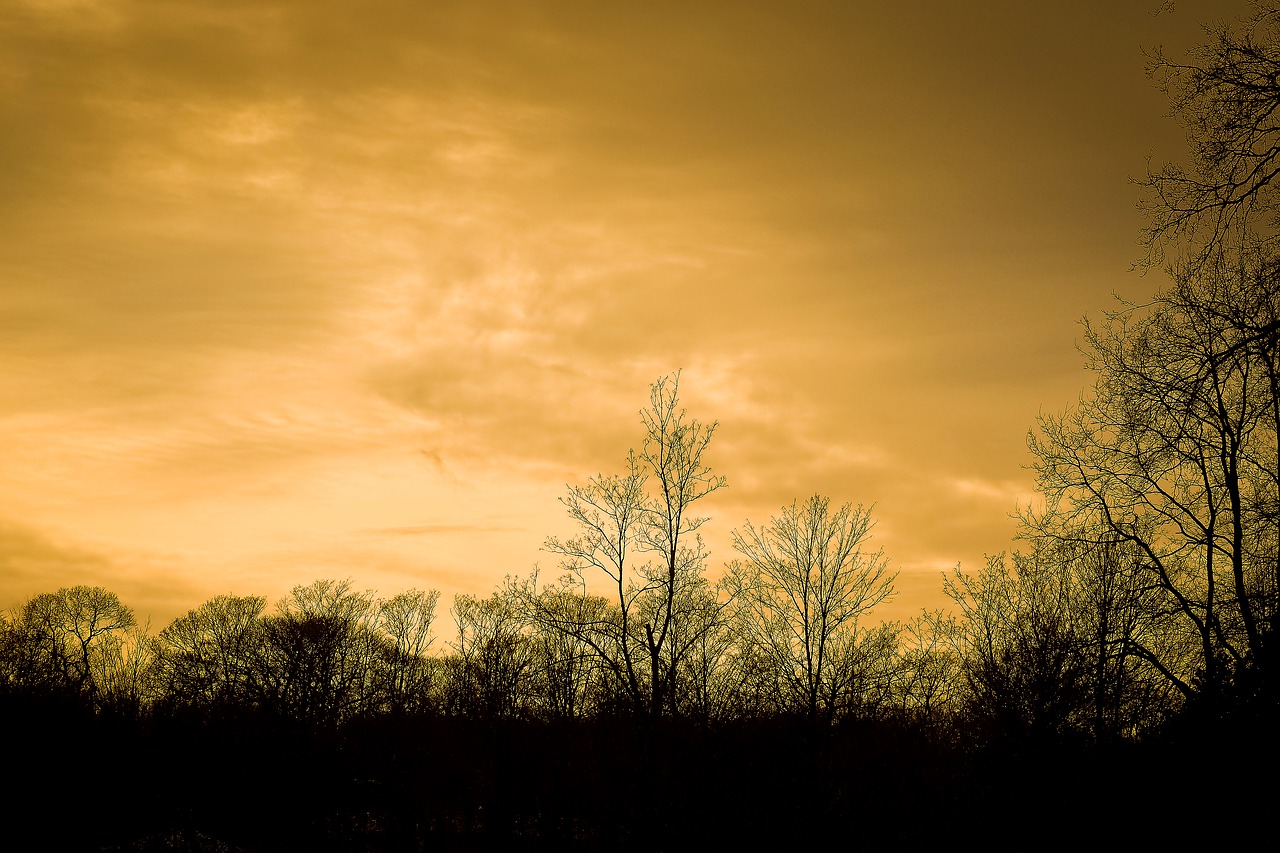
[{"x1": 5, "y1": 6, "x2": 1280, "y2": 852}]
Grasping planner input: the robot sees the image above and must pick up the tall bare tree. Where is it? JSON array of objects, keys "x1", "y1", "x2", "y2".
[
  {"x1": 543, "y1": 372, "x2": 727, "y2": 718},
  {"x1": 1028, "y1": 253, "x2": 1280, "y2": 708}
]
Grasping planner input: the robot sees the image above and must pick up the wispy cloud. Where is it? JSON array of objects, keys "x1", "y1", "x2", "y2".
[
  {"x1": 0, "y1": 0, "x2": 1210, "y2": 624},
  {"x1": 366, "y1": 524, "x2": 521, "y2": 537}
]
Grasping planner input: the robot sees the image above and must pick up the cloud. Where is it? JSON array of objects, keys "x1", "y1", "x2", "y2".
[
  {"x1": 0, "y1": 517, "x2": 210, "y2": 625},
  {"x1": 367, "y1": 524, "x2": 520, "y2": 537},
  {"x1": 0, "y1": 518, "x2": 114, "y2": 592},
  {"x1": 0, "y1": 0, "x2": 1222, "y2": 625},
  {"x1": 949, "y1": 477, "x2": 1033, "y2": 505}
]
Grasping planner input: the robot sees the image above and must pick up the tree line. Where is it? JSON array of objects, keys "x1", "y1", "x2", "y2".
[
  {"x1": 6, "y1": 356, "x2": 1274, "y2": 743},
  {"x1": 1, "y1": 337, "x2": 1274, "y2": 848},
  {"x1": 4, "y1": 275, "x2": 1279, "y2": 847}
]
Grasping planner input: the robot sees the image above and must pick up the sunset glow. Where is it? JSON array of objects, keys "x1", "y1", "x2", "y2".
[{"x1": 1, "y1": 0, "x2": 1239, "y2": 626}]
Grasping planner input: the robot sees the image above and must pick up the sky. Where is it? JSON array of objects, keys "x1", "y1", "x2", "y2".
[{"x1": 0, "y1": 0, "x2": 1249, "y2": 628}]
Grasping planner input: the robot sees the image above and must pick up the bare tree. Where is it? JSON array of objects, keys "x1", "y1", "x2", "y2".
[
  {"x1": 1027, "y1": 253, "x2": 1280, "y2": 708},
  {"x1": 543, "y1": 372, "x2": 727, "y2": 719},
  {"x1": 444, "y1": 590, "x2": 536, "y2": 720},
  {"x1": 666, "y1": 575, "x2": 740, "y2": 723},
  {"x1": 514, "y1": 576, "x2": 611, "y2": 719},
  {"x1": 377, "y1": 588, "x2": 440, "y2": 714},
  {"x1": 10, "y1": 586, "x2": 136, "y2": 705},
  {"x1": 895, "y1": 609, "x2": 963, "y2": 729},
  {"x1": 943, "y1": 534, "x2": 1178, "y2": 745},
  {"x1": 945, "y1": 552, "x2": 1091, "y2": 744},
  {"x1": 725, "y1": 496, "x2": 895, "y2": 724},
  {"x1": 256, "y1": 579, "x2": 385, "y2": 728},
  {"x1": 153, "y1": 594, "x2": 267, "y2": 712},
  {"x1": 1139, "y1": 2, "x2": 1280, "y2": 267},
  {"x1": 539, "y1": 455, "x2": 649, "y2": 713},
  {"x1": 93, "y1": 618, "x2": 155, "y2": 716}
]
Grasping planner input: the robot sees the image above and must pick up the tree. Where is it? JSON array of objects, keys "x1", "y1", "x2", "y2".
[
  {"x1": 542, "y1": 372, "x2": 727, "y2": 719},
  {"x1": 945, "y1": 551, "x2": 1092, "y2": 745},
  {"x1": 944, "y1": 533, "x2": 1180, "y2": 747},
  {"x1": 1046, "y1": 534, "x2": 1174, "y2": 741},
  {"x1": 894, "y1": 609, "x2": 963, "y2": 729},
  {"x1": 725, "y1": 496, "x2": 895, "y2": 725},
  {"x1": 92, "y1": 617, "x2": 155, "y2": 717},
  {"x1": 153, "y1": 594, "x2": 267, "y2": 713},
  {"x1": 1027, "y1": 254, "x2": 1280, "y2": 712},
  {"x1": 663, "y1": 574, "x2": 739, "y2": 723},
  {"x1": 376, "y1": 588, "x2": 440, "y2": 714},
  {"x1": 1140, "y1": 2, "x2": 1280, "y2": 267},
  {"x1": 7, "y1": 586, "x2": 136, "y2": 705},
  {"x1": 443, "y1": 589, "x2": 536, "y2": 720},
  {"x1": 256, "y1": 579, "x2": 385, "y2": 729},
  {"x1": 516, "y1": 576, "x2": 611, "y2": 719}
]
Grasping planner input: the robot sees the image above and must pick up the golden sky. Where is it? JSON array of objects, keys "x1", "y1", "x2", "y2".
[{"x1": 0, "y1": 0, "x2": 1243, "y2": 626}]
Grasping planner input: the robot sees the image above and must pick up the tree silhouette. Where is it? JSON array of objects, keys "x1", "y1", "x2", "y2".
[
  {"x1": 255, "y1": 579, "x2": 385, "y2": 729},
  {"x1": 6, "y1": 586, "x2": 136, "y2": 706},
  {"x1": 1140, "y1": 2, "x2": 1280, "y2": 266},
  {"x1": 726, "y1": 496, "x2": 895, "y2": 725},
  {"x1": 945, "y1": 551, "x2": 1091, "y2": 745},
  {"x1": 543, "y1": 372, "x2": 727, "y2": 719},
  {"x1": 377, "y1": 587, "x2": 440, "y2": 714},
  {"x1": 152, "y1": 594, "x2": 267, "y2": 714},
  {"x1": 1027, "y1": 254, "x2": 1280, "y2": 712},
  {"x1": 517, "y1": 576, "x2": 611, "y2": 719},
  {"x1": 894, "y1": 609, "x2": 963, "y2": 729},
  {"x1": 443, "y1": 589, "x2": 535, "y2": 720}
]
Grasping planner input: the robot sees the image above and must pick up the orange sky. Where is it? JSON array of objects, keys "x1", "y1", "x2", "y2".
[{"x1": 0, "y1": 0, "x2": 1246, "y2": 627}]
